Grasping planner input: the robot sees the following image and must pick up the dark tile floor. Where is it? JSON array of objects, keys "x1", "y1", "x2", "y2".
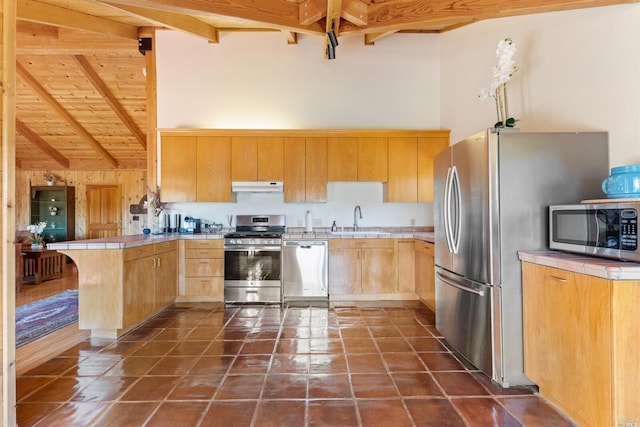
[{"x1": 16, "y1": 301, "x2": 574, "y2": 426}]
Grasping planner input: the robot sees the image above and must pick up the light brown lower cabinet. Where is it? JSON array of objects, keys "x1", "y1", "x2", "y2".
[
  {"x1": 521, "y1": 262, "x2": 640, "y2": 427},
  {"x1": 123, "y1": 241, "x2": 178, "y2": 330},
  {"x1": 329, "y1": 239, "x2": 404, "y2": 297},
  {"x1": 182, "y1": 240, "x2": 224, "y2": 301},
  {"x1": 414, "y1": 240, "x2": 435, "y2": 311}
]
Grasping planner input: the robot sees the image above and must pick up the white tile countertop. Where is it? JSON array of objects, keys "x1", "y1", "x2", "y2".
[
  {"x1": 47, "y1": 229, "x2": 435, "y2": 250},
  {"x1": 518, "y1": 250, "x2": 640, "y2": 281}
]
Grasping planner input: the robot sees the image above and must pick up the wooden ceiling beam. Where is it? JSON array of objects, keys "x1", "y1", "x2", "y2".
[
  {"x1": 341, "y1": 0, "x2": 368, "y2": 26},
  {"x1": 16, "y1": 119, "x2": 70, "y2": 169},
  {"x1": 299, "y1": 0, "x2": 327, "y2": 25},
  {"x1": 364, "y1": 31, "x2": 397, "y2": 45},
  {"x1": 17, "y1": 0, "x2": 138, "y2": 40},
  {"x1": 73, "y1": 55, "x2": 147, "y2": 150},
  {"x1": 283, "y1": 30, "x2": 298, "y2": 45},
  {"x1": 104, "y1": 3, "x2": 219, "y2": 43},
  {"x1": 103, "y1": 0, "x2": 325, "y2": 33},
  {"x1": 339, "y1": 0, "x2": 638, "y2": 35},
  {"x1": 16, "y1": 62, "x2": 120, "y2": 168},
  {"x1": 17, "y1": 23, "x2": 139, "y2": 54}
]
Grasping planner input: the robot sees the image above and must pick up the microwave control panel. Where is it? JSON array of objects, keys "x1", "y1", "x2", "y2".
[{"x1": 620, "y1": 209, "x2": 638, "y2": 250}]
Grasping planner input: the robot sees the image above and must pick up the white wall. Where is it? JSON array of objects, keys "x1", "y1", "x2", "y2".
[
  {"x1": 440, "y1": 4, "x2": 640, "y2": 167},
  {"x1": 156, "y1": 30, "x2": 441, "y2": 129}
]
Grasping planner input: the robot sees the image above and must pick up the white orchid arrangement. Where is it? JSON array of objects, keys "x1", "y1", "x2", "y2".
[
  {"x1": 27, "y1": 221, "x2": 48, "y2": 245},
  {"x1": 479, "y1": 37, "x2": 519, "y2": 128}
]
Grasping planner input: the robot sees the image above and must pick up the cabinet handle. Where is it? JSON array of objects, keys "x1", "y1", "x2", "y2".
[
  {"x1": 152, "y1": 258, "x2": 157, "y2": 268},
  {"x1": 547, "y1": 275, "x2": 567, "y2": 283},
  {"x1": 156, "y1": 257, "x2": 161, "y2": 268}
]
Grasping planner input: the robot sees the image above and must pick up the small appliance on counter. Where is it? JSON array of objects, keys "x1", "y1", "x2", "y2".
[
  {"x1": 180, "y1": 217, "x2": 201, "y2": 234},
  {"x1": 549, "y1": 201, "x2": 639, "y2": 262}
]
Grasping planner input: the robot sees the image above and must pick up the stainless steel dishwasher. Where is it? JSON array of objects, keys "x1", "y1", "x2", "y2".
[{"x1": 282, "y1": 240, "x2": 328, "y2": 300}]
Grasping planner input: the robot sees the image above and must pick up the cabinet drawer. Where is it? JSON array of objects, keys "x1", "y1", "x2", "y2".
[
  {"x1": 185, "y1": 277, "x2": 224, "y2": 297},
  {"x1": 185, "y1": 258, "x2": 224, "y2": 277},
  {"x1": 123, "y1": 245, "x2": 154, "y2": 261},
  {"x1": 185, "y1": 248, "x2": 224, "y2": 259},
  {"x1": 414, "y1": 240, "x2": 434, "y2": 256},
  {"x1": 155, "y1": 240, "x2": 177, "y2": 254},
  {"x1": 329, "y1": 239, "x2": 394, "y2": 249},
  {"x1": 185, "y1": 240, "x2": 223, "y2": 249}
]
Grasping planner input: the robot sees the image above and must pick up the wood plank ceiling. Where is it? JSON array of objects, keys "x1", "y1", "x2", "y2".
[{"x1": 15, "y1": 0, "x2": 638, "y2": 170}]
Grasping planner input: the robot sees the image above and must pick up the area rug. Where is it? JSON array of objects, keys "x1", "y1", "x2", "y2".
[{"x1": 16, "y1": 290, "x2": 78, "y2": 347}]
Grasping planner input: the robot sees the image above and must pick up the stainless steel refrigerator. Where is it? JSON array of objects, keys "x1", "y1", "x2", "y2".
[{"x1": 434, "y1": 128, "x2": 609, "y2": 387}]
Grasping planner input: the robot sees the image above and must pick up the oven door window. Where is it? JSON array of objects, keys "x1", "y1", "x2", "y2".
[{"x1": 225, "y1": 249, "x2": 281, "y2": 281}]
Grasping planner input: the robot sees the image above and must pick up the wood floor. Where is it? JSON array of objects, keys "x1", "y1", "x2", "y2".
[
  {"x1": 16, "y1": 261, "x2": 87, "y2": 376},
  {"x1": 16, "y1": 261, "x2": 79, "y2": 308}
]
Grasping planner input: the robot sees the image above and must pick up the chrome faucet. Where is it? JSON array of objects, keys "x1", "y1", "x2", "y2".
[{"x1": 353, "y1": 205, "x2": 363, "y2": 231}]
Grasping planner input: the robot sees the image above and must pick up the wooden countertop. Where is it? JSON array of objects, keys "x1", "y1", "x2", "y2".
[
  {"x1": 518, "y1": 250, "x2": 640, "y2": 280},
  {"x1": 47, "y1": 229, "x2": 435, "y2": 250}
]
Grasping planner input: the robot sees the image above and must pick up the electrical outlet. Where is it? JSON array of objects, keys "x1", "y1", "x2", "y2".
[
  {"x1": 314, "y1": 218, "x2": 322, "y2": 227},
  {"x1": 297, "y1": 218, "x2": 303, "y2": 226},
  {"x1": 410, "y1": 218, "x2": 416, "y2": 226}
]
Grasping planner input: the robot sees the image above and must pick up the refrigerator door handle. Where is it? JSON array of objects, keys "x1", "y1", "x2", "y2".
[
  {"x1": 444, "y1": 166, "x2": 454, "y2": 253},
  {"x1": 436, "y1": 271, "x2": 485, "y2": 296},
  {"x1": 450, "y1": 166, "x2": 461, "y2": 254}
]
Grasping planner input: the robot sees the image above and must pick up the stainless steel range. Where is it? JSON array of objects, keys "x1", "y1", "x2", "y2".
[{"x1": 224, "y1": 214, "x2": 285, "y2": 303}]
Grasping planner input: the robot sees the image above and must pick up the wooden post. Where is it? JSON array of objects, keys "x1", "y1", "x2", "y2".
[{"x1": 1, "y1": 0, "x2": 18, "y2": 424}]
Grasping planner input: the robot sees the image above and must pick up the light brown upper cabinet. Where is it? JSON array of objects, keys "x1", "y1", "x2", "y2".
[
  {"x1": 384, "y1": 135, "x2": 448, "y2": 202},
  {"x1": 358, "y1": 137, "x2": 388, "y2": 182},
  {"x1": 161, "y1": 135, "x2": 197, "y2": 202},
  {"x1": 196, "y1": 136, "x2": 233, "y2": 202},
  {"x1": 328, "y1": 137, "x2": 358, "y2": 181},
  {"x1": 231, "y1": 136, "x2": 284, "y2": 182},
  {"x1": 160, "y1": 129, "x2": 448, "y2": 203},
  {"x1": 161, "y1": 134, "x2": 234, "y2": 202},
  {"x1": 385, "y1": 137, "x2": 418, "y2": 202},
  {"x1": 231, "y1": 137, "x2": 257, "y2": 182},
  {"x1": 257, "y1": 137, "x2": 284, "y2": 181},
  {"x1": 283, "y1": 137, "x2": 327, "y2": 203}
]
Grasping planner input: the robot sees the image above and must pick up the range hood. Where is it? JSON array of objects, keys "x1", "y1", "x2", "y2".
[{"x1": 232, "y1": 181, "x2": 284, "y2": 193}]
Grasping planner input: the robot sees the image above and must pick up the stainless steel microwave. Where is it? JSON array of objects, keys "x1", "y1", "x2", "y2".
[{"x1": 549, "y1": 203, "x2": 639, "y2": 262}]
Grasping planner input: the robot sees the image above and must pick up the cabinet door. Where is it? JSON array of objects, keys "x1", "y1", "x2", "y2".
[
  {"x1": 305, "y1": 137, "x2": 328, "y2": 202},
  {"x1": 123, "y1": 257, "x2": 155, "y2": 328},
  {"x1": 257, "y1": 137, "x2": 284, "y2": 181},
  {"x1": 414, "y1": 240, "x2": 435, "y2": 310},
  {"x1": 328, "y1": 137, "x2": 358, "y2": 181},
  {"x1": 197, "y1": 136, "x2": 233, "y2": 202},
  {"x1": 417, "y1": 137, "x2": 449, "y2": 202},
  {"x1": 522, "y1": 263, "x2": 612, "y2": 427},
  {"x1": 328, "y1": 247, "x2": 361, "y2": 295},
  {"x1": 361, "y1": 247, "x2": 396, "y2": 294},
  {"x1": 231, "y1": 137, "x2": 258, "y2": 181},
  {"x1": 283, "y1": 137, "x2": 306, "y2": 203},
  {"x1": 161, "y1": 136, "x2": 197, "y2": 202},
  {"x1": 396, "y1": 239, "x2": 415, "y2": 294},
  {"x1": 385, "y1": 137, "x2": 417, "y2": 202},
  {"x1": 155, "y1": 250, "x2": 177, "y2": 309},
  {"x1": 358, "y1": 137, "x2": 387, "y2": 182}
]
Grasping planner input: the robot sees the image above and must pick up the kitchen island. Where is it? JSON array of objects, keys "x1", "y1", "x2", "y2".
[{"x1": 519, "y1": 250, "x2": 640, "y2": 427}]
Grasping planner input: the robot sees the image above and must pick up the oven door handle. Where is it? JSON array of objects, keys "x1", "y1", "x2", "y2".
[{"x1": 224, "y1": 246, "x2": 282, "y2": 251}]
